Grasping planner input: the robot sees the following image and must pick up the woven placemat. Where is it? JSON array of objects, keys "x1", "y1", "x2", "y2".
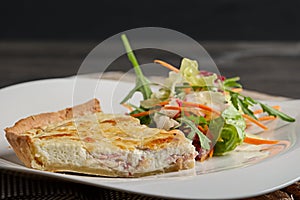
[{"x1": 0, "y1": 169, "x2": 165, "y2": 200}]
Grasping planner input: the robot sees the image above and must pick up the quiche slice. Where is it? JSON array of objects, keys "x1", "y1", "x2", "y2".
[{"x1": 5, "y1": 99, "x2": 197, "y2": 177}]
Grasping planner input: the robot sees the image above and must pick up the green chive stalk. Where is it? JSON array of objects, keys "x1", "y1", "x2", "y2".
[{"x1": 121, "y1": 34, "x2": 152, "y2": 100}]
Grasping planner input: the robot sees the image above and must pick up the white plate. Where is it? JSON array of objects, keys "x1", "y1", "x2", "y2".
[{"x1": 0, "y1": 77, "x2": 300, "y2": 199}]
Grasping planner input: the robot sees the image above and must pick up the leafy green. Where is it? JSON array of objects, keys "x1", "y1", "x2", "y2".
[
  {"x1": 121, "y1": 84, "x2": 150, "y2": 104},
  {"x1": 222, "y1": 105, "x2": 246, "y2": 139},
  {"x1": 223, "y1": 77, "x2": 242, "y2": 89},
  {"x1": 260, "y1": 103, "x2": 295, "y2": 122},
  {"x1": 179, "y1": 58, "x2": 217, "y2": 87},
  {"x1": 236, "y1": 95, "x2": 257, "y2": 119},
  {"x1": 179, "y1": 117, "x2": 211, "y2": 150},
  {"x1": 180, "y1": 58, "x2": 199, "y2": 78},
  {"x1": 186, "y1": 115, "x2": 208, "y2": 126},
  {"x1": 212, "y1": 106, "x2": 245, "y2": 155},
  {"x1": 140, "y1": 98, "x2": 161, "y2": 109},
  {"x1": 186, "y1": 91, "x2": 227, "y2": 109},
  {"x1": 120, "y1": 34, "x2": 152, "y2": 103},
  {"x1": 175, "y1": 85, "x2": 218, "y2": 91},
  {"x1": 164, "y1": 71, "x2": 184, "y2": 95},
  {"x1": 207, "y1": 117, "x2": 225, "y2": 143},
  {"x1": 140, "y1": 83, "x2": 171, "y2": 108},
  {"x1": 214, "y1": 105, "x2": 246, "y2": 155},
  {"x1": 214, "y1": 124, "x2": 243, "y2": 155},
  {"x1": 229, "y1": 91, "x2": 295, "y2": 123},
  {"x1": 126, "y1": 103, "x2": 145, "y2": 112},
  {"x1": 230, "y1": 92, "x2": 239, "y2": 110},
  {"x1": 230, "y1": 91, "x2": 257, "y2": 119},
  {"x1": 224, "y1": 76, "x2": 295, "y2": 123}
]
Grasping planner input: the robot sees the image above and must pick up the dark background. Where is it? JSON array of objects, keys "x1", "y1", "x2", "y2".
[
  {"x1": 1, "y1": 0, "x2": 300, "y2": 41},
  {"x1": 1, "y1": 1, "x2": 300, "y2": 98}
]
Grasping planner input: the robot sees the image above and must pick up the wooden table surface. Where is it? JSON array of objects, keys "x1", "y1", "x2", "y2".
[
  {"x1": 0, "y1": 41, "x2": 300, "y2": 98},
  {"x1": 0, "y1": 41, "x2": 299, "y2": 200}
]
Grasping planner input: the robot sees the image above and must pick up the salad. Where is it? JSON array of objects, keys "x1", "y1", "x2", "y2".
[{"x1": 120, "y1": 34, "x2": 295, "y2": 161}]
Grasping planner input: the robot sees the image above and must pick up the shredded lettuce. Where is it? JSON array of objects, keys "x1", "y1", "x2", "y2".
[
  {"x1": 213, "y1": 124, "x2": 242, "y2": 155},
  {"x1": 222, "y1": 105, "x2": 246, "y2": 139},
  {"x1": 180, "y1": 58, "x2": 217, "y2": 87},
  {"x1": 165, "y1": 71, "x2": 184, "y2": 95},
  {"x1": 140, "y1": 71, "x2": 182, "y2": 108},
  {"x1": 214, "y1": 105, "x2": 246, "y2": 155},
  {"x1": 185, "y1": 91, "x2": 227, "y2": 112}
]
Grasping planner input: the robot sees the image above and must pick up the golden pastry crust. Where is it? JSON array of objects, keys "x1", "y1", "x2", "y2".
[{"x1": 5, "y1": 99, "x2": 101, "y2": 168}]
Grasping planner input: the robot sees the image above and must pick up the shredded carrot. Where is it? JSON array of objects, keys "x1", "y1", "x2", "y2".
[
  {"x1": 198, "y1": 125, "x2": 205, "y2": 133},
  {"x1": 242, "y1": 114, "x2": 268, "y2": 130},
  {"x1": 154, "y1": 60, "x2": 180, "y2": 73},
  {"x1": 163, "y1": 106, "x2": 181, "y2": 111},
  {"x1": 184, "y1": 110, "x2": 191, "y2": 117},
  {"x1": 122, "y1": 103, "x2": 133, "y2": 112},
  {"x1": 204, "y1": 124, "x2": 209, "y2": 132},
  {"x1": 163, "y1": 106, "x2": 201, "y2": 118},
  {"x1": 258, "y1": 115, "x2": 277, "y2": 121},
  {"x1": 130, "y1": 110, "x2": 155, "y2": 117},
  {"x1": 253, "y1": 105, "x2": 281, "y2": 114},
  {"x1": 163, "y1": 106, "x2": 203, "y2": 115},
  {"x1": 209, "y1": 148, "x2": 214, "y2": 158},
  {"x1": 244, "y1": 136, "x2": 279, "y2": 145},
  {"x1": 182, "y1": 101, "x2": 221, "y2": 115},
  {"x1": 164, "y1": 106, "x2": 197, "y2": 115},
  {"x1": 231, "y1": 88, "x2": 243, "y2": 93},
  {"x1": 157, "y1": 101, "x2": 170, "y2": 106}
]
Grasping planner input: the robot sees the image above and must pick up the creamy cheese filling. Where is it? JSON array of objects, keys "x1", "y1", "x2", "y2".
[
  {"x1": 29, "y1": 112, "x2": 197, "y2": 175},
  {"x1": 33, "y1": 139, "x2": 195, "y2": 174}
]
